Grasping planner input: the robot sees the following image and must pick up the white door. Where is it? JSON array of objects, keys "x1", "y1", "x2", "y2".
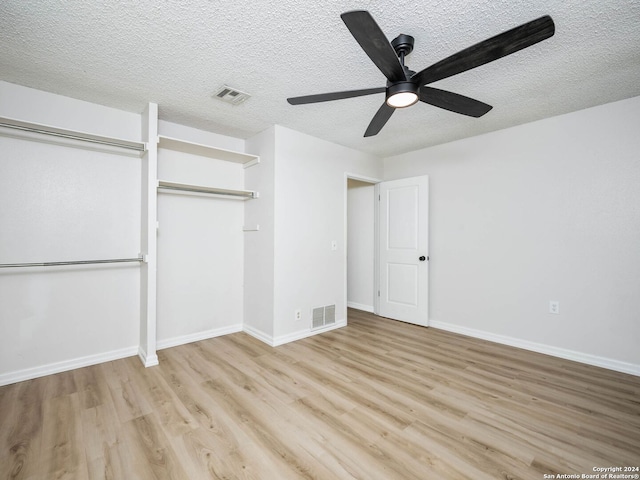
[{"x1": 378, "y1": 175, "x2": 429, "y2": 326}]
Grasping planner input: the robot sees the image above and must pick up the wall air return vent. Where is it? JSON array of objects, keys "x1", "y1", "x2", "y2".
[
  {"x1": 312, "y1": 305, "x2": 336, "y2": 330},
  {"x1": 312, "y1": 307, "x2": 324, "y2": 329},
  {"x1": 324, "y1": 305, "x2": 335, "y2": 325},
  {"x1": 213, "y1": 85, "x2": 251, "y2": 105}
]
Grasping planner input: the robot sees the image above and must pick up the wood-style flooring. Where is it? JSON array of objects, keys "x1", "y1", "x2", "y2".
[{"x1": 1, "y1": 309, "x2": 639, "y2": 479}]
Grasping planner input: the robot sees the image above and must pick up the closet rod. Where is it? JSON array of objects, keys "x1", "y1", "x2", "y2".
[
  {"x1": 0, "y1": 256, "x2": 144, "y2": 269},
  {"x1": 0, "y1": 120, "x2": 146, "y2": 152},
  {"x1": 158, "y1": 181, "x2": 256, "y2": 199}
]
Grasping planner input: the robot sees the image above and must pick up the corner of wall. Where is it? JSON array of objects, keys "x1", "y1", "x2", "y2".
[{"x1": 244, "y1": 127, "x2": 276, "y2": 337}]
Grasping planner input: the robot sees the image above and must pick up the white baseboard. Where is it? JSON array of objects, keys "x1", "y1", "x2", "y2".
[
  {"x1": 9, "y1": 318, "x2": 633, "y2": 385},
  {"x1": 0, "y1": 346, "x2": 139, "y2": 387},
  {"x1": 0, "y1": 320, "x2": 349, "y2": 386},
  {"x1": 430, "y1": 320, "x2": 640, "y2": 377},
  {"x1": 137, "y1": 346, "x2": 159, "y2": 368},
  {"x1": 156, "y1": 324, "x2": 243, "y2": 351},
  {"x1": 243, "y1": 320, "x2": 347, "y2": 347},
  {"x1": 347, "y1": 302, "x2": 374, "y2": 313},
  {"x1": 242, "y1": 324, "x2": 274, "y2": 345},
  {"x1": 274, "y1": 320, "x2": 347, "y2": 346}
]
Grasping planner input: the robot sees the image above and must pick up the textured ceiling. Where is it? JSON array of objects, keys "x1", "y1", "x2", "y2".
[{"x1": 1, "y1": 0, "x2": 639, "y2": 157}]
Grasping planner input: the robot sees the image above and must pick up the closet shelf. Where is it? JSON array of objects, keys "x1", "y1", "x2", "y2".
[
  {"x1": 157, "y1": 180, "x2": 257, "y2": 199},
  {"x1": 157, "y1": 135, "x2": 259, "y2": 167},
  {"x1": 0, "y1": 115, "x2": 146, "y2": 152}
]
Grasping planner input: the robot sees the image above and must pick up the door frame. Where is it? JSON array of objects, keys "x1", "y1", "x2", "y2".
[{"x1": 344, "y1": 172, "x2": 382, "y2": 323}]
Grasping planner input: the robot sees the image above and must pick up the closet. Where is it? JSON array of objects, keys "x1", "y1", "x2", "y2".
[
  {"x1": 155, "y1": 133, "x2": 258, "y2": 350},
  {"x1": 0, "y1": 114, "x2": 145, "y2": 381},
  {"x1": 0, "y1": 102, "x2": 258, "y2": 384}
]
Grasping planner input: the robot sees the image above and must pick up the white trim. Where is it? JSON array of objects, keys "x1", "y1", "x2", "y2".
[
  {"x1": 138, "y1": 346, "x2": 159, "y2": 368},
  {"x1": 347, "y1": 302, "x2": 374, "y2": 313},
  {"x1": 242, "y1": 324, "x2": 275, "y2": 345},
  {"x1": 243, "y1": 320, "x2": 347, "y2": 347},
  {"x1": 344, "y1": 172, "x2": 382, "y2": 184},
  {"x1": 1, "y1": 324, "x2": 244, "y2": 386},
  {"x1": 157, "y1": 324, "x2": 243, "y2": 350},
  {"x1": 274, "y1": 320, "x2": 347, "y2": 346},
  {"x1": 430, "y1": 320, "x2": 640, "y2": 377},
  {"x1": 374, "y1": 182, "x2": 380, "y2": 315},
  {"x1": 0, "y1": 346, "x2": 139, "y2": 386}
]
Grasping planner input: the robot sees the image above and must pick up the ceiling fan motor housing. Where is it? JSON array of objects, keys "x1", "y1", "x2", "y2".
[
  {"x1": 387, "y1": 34, "x2": 419, "y2": 107},
  {"x1": 391, "y1": 34, "x2": 415, "y2": 56}
]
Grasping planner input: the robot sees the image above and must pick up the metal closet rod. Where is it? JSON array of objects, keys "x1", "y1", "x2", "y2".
[
  {"x1": 0, "y1": 255, "x2": 144, "y2": 269},
  {"x1": 0, "y1": 120, "x2": 146, "y2": 152},
  {"x1": 157, "y1": 181, "x2": 257, "y2": 198}
]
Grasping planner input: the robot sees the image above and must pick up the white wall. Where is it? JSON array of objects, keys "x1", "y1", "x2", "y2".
[
  {"x1": 0, "y1": 81, "x2": 141, "y2": 140},
  {"x1": 347, "y1": 179, "x2": 375, "y2": 312},
  {"x1": 156, "y1": 121, "x2": 245, "y2": 348},
  {"x1": 245, "y1": 126, "x2": 382, "y2": 344},
  {"x1": 384, "y1": 96, "x2": 640, "y2": 374},
  {"x1": 159, "y1": 120, "x2": 244, "y2": 152},
  {"x1": 272, "y1": 126, "x2": 381, "y2": 342},
  {"x1": 6, "y1": 78, "x2": 635, "y2": 381},
  {"x1": 0, "y1": 82, "x2": 142, "y2": 383}
]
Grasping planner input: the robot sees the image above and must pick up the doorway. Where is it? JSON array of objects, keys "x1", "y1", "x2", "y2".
[
  {"x1": 345, "y1": 173, "x2": 429, "y2": 327},
  {"x1": 346, "y1": 175, "x2": 378, "y2": 316}
]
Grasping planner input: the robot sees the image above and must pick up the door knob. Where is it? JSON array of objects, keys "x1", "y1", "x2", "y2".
[{"x1": 419, "y1": 256, "x2": 426, "y2": 261}]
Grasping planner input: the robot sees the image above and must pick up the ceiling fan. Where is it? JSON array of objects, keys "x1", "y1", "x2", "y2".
[{"x1": 287, "y1": 11, "x2": 555, "y2": 137}]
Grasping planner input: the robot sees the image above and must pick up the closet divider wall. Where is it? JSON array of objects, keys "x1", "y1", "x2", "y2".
[{"x1": 139, "y1": 103, "x2": 159, "y2": 367}]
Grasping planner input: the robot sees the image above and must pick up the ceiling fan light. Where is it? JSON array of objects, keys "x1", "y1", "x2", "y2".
[
  {"x1": 387, "y1": 92, "x2": 419, "y2": 108},
  {"x1": 386, "y1": 82, "x2": 419, "y2": 108}
]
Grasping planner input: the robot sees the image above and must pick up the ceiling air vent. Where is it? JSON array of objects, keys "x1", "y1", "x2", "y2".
[{"x1": 213, "y1": 85, "x2": 251, "y2": 105}]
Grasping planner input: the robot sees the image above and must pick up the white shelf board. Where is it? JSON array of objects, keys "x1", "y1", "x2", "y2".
[
  {"x1": 158, "y1": 135, "x2": 259, "y2": 166},
  {"x1": 0, "y1": 115, "x2": 146, "y2": 151}
]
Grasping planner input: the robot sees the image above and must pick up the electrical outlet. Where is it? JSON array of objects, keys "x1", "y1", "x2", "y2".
[
  {"x1": 295, "y1": 309, "x2": 302, "y2": 321},
  {"x1": 549, "y1": 301, "x2": 560, "y2": 314}
]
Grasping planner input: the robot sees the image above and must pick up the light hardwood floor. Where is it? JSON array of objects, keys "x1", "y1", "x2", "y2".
[{"x1": 1, "y1": 309, "x2": 639, "y2": 479}]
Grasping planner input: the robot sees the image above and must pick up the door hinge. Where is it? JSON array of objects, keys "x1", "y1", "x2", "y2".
[
  {"x1": 378, "y1": 194, "x2": 380, "y2": 201},
  {"x1": 378, "y1": 290, "x2": 380, "y2": 297}
]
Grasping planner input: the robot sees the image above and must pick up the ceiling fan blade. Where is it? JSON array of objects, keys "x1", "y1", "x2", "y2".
[
  {"x1": 364, "y1": 102, "x2": 395, "y2": 137},
  {"x1": 341, "y1": 10, "x2": 407, "y2": 83},
  {"x1": 412, "y1": 15, "x2": 555, "y2": 86},
  {"x1": 287, "y1": 87, "x2": 385, "y2": 105},
  {"x1": 420, "y1": 87, "x2": 492, "y2": 117}
]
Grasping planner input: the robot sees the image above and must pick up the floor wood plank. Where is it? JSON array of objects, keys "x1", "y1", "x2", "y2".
[{"x1": 1, "y1": 309, "x2": 639, "y2": 479}]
